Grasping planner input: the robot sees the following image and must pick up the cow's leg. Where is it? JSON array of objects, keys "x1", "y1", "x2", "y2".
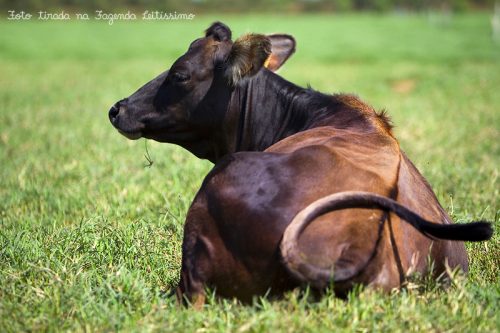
[
  {"x1": 176, "y1": 235, "x2": 213, "y2": 308},
  {"x1": 176, "y1": 260, "x2": 206, "y2": 309},
  {"x1": 175, "y1": 201, "x2": 215, "y2": 309}
]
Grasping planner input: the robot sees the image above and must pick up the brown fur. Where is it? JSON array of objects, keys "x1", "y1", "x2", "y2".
[{"x1": 336, "y1": 93, "x2": 394, "y2": 135}]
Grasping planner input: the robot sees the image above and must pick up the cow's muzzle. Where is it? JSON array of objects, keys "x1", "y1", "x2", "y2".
[
  {"x1": 108, "y1": 98, "x2": 125, "y2": 124},
  {"x1": 109, "y1": 98, "x2": 142, "y2": 140}
]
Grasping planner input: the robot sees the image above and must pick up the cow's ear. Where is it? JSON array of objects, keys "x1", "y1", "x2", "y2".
[
  {"x1": 265, "y1": 34, "x2": 296, "y2": 72},
  {"x1": 226, "y1": 33, "x2": 271, "y2": 85},
  {"x1": 205, "y1": 21, "x2": 232, "y2": 42}
]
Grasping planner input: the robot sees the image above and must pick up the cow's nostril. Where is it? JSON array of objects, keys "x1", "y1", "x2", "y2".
[{"x1": 109, "y1": 104, "x2": 120, "y2": 122}]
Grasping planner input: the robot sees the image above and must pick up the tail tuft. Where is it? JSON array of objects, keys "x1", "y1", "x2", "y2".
[{"x1": 422, "y1": 220, "x2": 493, "y2": 242}]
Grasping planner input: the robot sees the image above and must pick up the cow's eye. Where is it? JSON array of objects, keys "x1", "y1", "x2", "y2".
[{"x1": 171, "y1": 72, "x2": 190, "y2": 83}]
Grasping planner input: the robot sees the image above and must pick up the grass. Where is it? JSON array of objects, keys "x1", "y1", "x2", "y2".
[{"x1": 0, "y1": 13, "x2": 499, "y2": 332}]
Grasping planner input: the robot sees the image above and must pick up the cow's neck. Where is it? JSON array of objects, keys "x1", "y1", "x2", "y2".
[{"x1": 223, "y1": 70, "x2": 337, "y2": 156}]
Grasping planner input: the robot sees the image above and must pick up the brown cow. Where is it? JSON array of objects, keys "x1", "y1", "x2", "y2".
[{"x1": 109, "y1": 22, "x2": 492, "y2": 306}]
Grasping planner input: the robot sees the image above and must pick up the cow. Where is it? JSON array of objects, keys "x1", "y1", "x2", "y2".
[{"x1": 108, "y1": 22, "x2": 492, "y2": 307}]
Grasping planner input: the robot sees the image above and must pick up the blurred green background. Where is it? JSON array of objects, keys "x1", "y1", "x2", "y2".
[{"x1": 0, "y1": 6, "x2": 499, "y2": 333}]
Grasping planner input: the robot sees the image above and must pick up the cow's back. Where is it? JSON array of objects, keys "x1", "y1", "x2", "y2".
[{"x1": 195, "y1": 126, "x2": 467, "y2": 298}]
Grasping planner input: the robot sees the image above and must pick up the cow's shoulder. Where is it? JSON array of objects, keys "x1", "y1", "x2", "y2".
[
  {"x1": 267, "y1": 126, "x2": 397, "y2": 153},
  {"x1": 267, "y1": 126, "x2": 400, "y2": 184}
]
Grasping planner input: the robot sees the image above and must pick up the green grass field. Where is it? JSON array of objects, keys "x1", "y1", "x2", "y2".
[{"x1": 0, "y1": 13, "x2": 499, "y2": 332}]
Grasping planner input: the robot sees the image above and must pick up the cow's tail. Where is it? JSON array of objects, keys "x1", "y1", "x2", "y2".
[{"x1": 280, "y1": 191, "x2": 492, "y2": 286}]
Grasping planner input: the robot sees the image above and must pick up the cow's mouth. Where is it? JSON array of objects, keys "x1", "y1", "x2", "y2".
[
  {"x1": 143, "y1": 127, "x2": 199, "y2": 144},
  {"x1": 118, "y1": 129, "x2": 142, "y2": 140}
]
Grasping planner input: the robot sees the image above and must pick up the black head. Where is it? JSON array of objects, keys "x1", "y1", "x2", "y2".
[{"x1": 109, "y1": 22, "x2": 296, "y2": 159}]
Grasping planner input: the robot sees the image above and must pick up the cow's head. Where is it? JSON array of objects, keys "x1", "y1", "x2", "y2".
[{"x1": 109, "y1": 22, "x2": 295, "y2": 159}]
